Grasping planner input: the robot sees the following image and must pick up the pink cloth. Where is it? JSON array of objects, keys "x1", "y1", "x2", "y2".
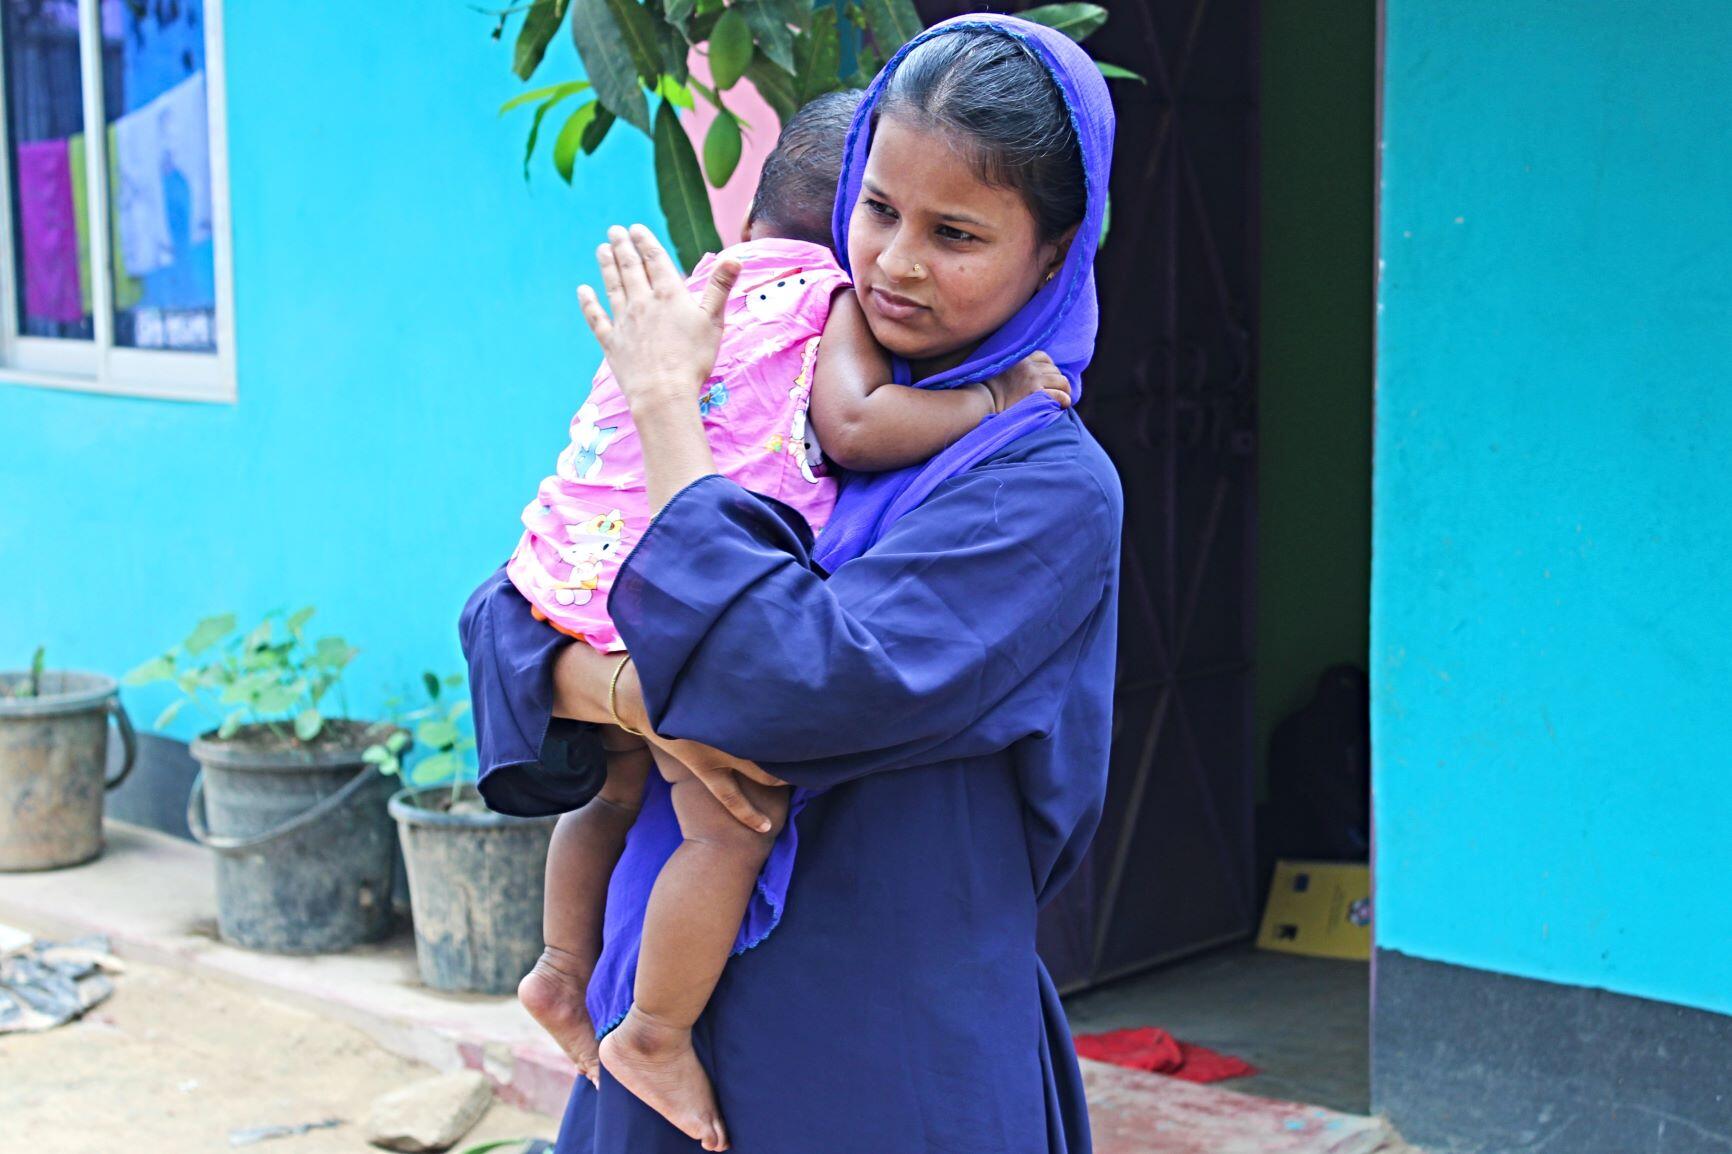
[
  {"x1": 16, "y1": 141, "x2": 84, "y2": 324},
  {"x1": 508, "y1": 238, "x2": 848, "y2": 652}
]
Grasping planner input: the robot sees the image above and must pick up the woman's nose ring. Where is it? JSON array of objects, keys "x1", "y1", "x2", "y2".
[{"x1": 911, "y1": 262, "x2": 924, "y2": 276}]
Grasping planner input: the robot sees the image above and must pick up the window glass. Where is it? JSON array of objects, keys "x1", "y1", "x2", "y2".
[{"x1": 1, "y1": 0, "x2": 93, "y2": 341}]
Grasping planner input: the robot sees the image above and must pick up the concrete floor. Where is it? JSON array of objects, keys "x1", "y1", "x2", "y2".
[{"x1": 1064, "y1": 943, "x2": 1372, "y2": 1114}]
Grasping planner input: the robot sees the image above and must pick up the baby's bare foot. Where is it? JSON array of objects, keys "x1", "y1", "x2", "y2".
[
  {"x1": 599, "y1": 1006, "x2": 727, "y2": 1151},
  {"x1": 518, "y1": 949, "x2": 601, "y2": 1084}
]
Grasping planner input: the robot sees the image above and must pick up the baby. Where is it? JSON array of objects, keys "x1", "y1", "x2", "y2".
[{"x1": 507, "y1": 91, "x2": 1069, "y2": 1150}]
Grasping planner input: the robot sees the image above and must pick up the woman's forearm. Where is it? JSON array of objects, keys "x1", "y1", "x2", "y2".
[{"x1": 629, "y1": 391, "x2": 719, "y2": 514}]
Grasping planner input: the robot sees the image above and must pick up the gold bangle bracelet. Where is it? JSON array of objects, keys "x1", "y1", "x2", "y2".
[{"x1": 608, "y1": 654, "x2": 647, "y2": 738}]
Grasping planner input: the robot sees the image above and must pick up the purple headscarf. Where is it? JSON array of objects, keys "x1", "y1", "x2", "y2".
[{"x1": 812, "y1": 13, "x2": 1116, "y2": 570}]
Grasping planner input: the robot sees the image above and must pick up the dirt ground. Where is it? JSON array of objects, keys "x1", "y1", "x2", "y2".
[{"x1": 1, "y1": 957, "x2": 559, "y2": 1153}]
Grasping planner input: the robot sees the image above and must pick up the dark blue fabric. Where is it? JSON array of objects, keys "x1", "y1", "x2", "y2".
[
  {"x1": 459, "y1": 567, "x2": 608, "y2": 818},
  {"x1": 559, "y1": 411, "x2": 1122, "y2": 1153}
]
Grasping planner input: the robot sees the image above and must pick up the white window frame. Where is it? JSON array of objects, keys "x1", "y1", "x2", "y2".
[{"x1": 0, "y1": 0, "x2": 235, "y2": 403}]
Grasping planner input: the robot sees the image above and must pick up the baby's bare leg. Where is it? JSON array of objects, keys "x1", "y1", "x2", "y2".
[
  {"x1": 518, "y1": 726, "x2": 651, "y2": 1083},
  {"x1": 599, "y1": 749, "x2": 790, "y2": 1152}
]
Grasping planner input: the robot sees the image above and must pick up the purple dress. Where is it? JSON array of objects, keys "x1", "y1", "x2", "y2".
[{"x1": 559, "y1": 408, "x2": 1122, "y2": 1152}]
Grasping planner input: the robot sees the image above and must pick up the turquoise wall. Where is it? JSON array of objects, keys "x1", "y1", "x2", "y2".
[
  {"x1": 1375, "y1": 0, "x2": 1732, "y2": 1014},
  {"x1": 0, "y1": 8, "x2": 659, "y2": 726}
]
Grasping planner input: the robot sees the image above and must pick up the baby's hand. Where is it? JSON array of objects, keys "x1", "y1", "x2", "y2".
[{"x1": 985, "y1": 351, "x2": 1072, "y2": 413}]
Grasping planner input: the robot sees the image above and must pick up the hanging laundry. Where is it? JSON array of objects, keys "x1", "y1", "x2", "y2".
[
  {"x1": 15, "y1": 140, "x2": 84, "y2": 324},
  {"x1": 114, "y1": 71, "x2": 211, "y2": 278},
  {"x1": 1074, "y1": 1026, "x2": 1261, "y2": 1085},
  {"x1": 68, "y1": 130, "x2": 145, "y2": 314}
]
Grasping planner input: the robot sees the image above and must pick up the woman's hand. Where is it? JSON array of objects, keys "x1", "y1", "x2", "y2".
[
  {"x1": 647, "y1": 734, "x2": 789, "y2": 833},
  {"x1": 577, "y1": 225, "x2": 738, "y2": 511},
  {"x1": 577, "y1": 225, "x2": 741, "y2": 414}
]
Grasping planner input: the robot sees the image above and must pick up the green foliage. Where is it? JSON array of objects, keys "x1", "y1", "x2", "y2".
[
  {"x1": 4, "y1": 645, "x2": 47, "y2": 699},
  {"x1": 495, "y1": 1, "x2": 1129, "y2": 270},
  {"x1": 364, "y1": 672, "x2": 477, "y2": 806},
  {"x1": 124, "y1": 609, "x2": 358, "y2": 745}
]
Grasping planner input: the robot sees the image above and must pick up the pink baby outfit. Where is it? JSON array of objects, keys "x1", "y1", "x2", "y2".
[{"x1": 507, "y1": 238, "x2": 847, "y2": 652}]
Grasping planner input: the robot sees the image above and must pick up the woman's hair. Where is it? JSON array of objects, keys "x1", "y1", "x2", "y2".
[
  {"x1": 747, "y1": 89, "x2": 866, "y2": 249},
  {"x1": 878, "y1": 28, "x2": 1086, "y2": 243}
]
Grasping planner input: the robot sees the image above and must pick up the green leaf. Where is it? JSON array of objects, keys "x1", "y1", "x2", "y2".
[
  {"x1": 607, "y1": 0, "x2": 665, "y2": 82},
  {"x1": 184, "y1": 614, "x2": 236, "y2": 656},
  {"x1": 863, "y1": 0, "x2": 921, "y2": 54},
  {"x1": 1016, "y1": 3, "x2": 1107, "y2": 42},
  {"x1": 416, "y1": 718, "x2": 461, "y2": 751},
  {"x1": 386, "y1": 731, "x2": 411, "y2": 754},
  {"x1": 294, "y1": 708, "x2": 324, "y2": 742},
  {"x1": 423, "y1": 671, "x2": 442, "y2": 701},
  {"x1": 653, "y1": 100, "x2": 724, "y2": 270},
  {"x1": 243, "y1": 620, "x2": 273, "y2": 653},
  {"x1": 571, "y1": 0, "x2": 652, "y2": 132},
  {"x1": 793, "y1": 6, "x2": 840, "y2": 105},
  {"x1": 703, "y1": 111, "x2": 742, "y2": 188},
  {"x1": 217, "y1": 709, "x2": 245, "y2": 740},
  {"x1": 664, "y1": 0, "x2": 697, "y2": 30},
  {"x1": 708, "y1": 9, "x2": 753, "y2": 90},
  {"x1": 657, "y1": 17, "x2": 690, "y2": 84},
  {"x1": 581, "y1": 105, "x2": 616, "y2": 153},
  {"x1": 443, "y1": 674, "x2": 464, "y2": 689},
  {"x1": 410, "y1": 751, "x2": 465, "y2": 787},
  {"x1": 124, "y1": 655, "x2": 176, "y2": 686},
  {"x1": 451, "y1": 699, "x2": 473, "y2": 719},
  {"x1": 1095, "y1": 61, "x2": 1146, "y2": 83},
  {"x1": 739, "y1": 0, "x2": 798, "y2": 72},
  {"x1": 656, "y1": 75, "x2": 696, "y2": 111},
  {"x1": 362, "y1": 745, "x2": 392, "y2": 765},
  {"x1": 153, "y1": 699, "x2": 187, "y2": 730},
  {"x1": 253, "y1": 683, "x2": 301, "y2": 715},
  {"x1": 499, "y1": 79, "x2": 591, "y2": 116},
  {"x1": 312, "y1": 637, "x2": 357, "y2": 669},
  {"x1": 743, "y1": 55, "x2": 798, "y2": 123},
  {"x1": 554, "y1": 102, "x2": 601, "y2": 182},
  {"x1": 514, "y1": 0, "x2": 571, "y2": 80},
  {"x1": 285, "y1": 606, "x2": 316, "y2": 635}
]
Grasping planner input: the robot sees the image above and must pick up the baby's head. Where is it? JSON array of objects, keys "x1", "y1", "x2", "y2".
[{"x1": 743, "y1": 89, "x2": 866, "y2": 250}]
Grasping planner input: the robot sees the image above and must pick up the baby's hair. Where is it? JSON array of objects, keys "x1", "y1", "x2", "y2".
[{"x1": 747, "y1": 89, "x2": 866, "y2": 249}]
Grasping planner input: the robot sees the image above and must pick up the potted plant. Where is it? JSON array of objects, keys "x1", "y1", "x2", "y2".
[
  {"x1": 125, "y1": 609, "x2": 401, "y2": 954},
  {"x1": 0, "y1": 647, "x2": 136, "y2": 871},
  {"x1": 375, "y1": 673, "x2": 558, "y2": 995}
]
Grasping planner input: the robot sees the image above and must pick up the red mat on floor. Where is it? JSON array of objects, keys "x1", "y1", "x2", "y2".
[{"x1": 1073, "y1": 1027, "x2": 1259, "y2": 1084}]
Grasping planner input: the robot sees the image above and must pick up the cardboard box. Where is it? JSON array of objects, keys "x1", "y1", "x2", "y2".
[{"x1": 1255, "y1": 860, "x2": 1372, "y2": 961}]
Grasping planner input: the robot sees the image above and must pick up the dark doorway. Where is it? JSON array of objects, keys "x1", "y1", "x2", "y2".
[{"x1": 917, "y1": 0, "x2": 1262, "y2": 991}]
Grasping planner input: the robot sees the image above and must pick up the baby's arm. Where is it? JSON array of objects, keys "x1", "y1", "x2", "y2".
[{"x1": 808, "y1": 291, "x2": 1072, "y2": 473}]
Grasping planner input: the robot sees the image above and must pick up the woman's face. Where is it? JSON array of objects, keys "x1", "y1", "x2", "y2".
[{"x1": 847, "y1": 114, "x2": 1070, "y2": 377}]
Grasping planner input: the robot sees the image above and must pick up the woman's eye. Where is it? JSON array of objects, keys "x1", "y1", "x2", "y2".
[
  {"x1": 865, "y1": 198, "x2": 897, "y2": 220},
  {"x1": 937, "y1": 226, "x2": 977, "y2": 243}
]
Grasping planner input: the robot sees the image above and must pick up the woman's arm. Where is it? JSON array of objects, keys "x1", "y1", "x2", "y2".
[
  {"x1": 609, "y1": 457, "x2": 1117, "y2": 790},
  {"x1": 809, "y1": 293, "x2": 1074, "y2": 473}
]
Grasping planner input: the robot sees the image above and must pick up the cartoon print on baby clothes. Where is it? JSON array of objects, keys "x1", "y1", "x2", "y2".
[
  {"x1": 698, "y1": 378, "x2": 730, "y2": 417},
  {"x1": 557, "y1": 402, "x2": 620, "y2": 483},
  {"x1": 744, "y1": 270, "x2": 816, "y2": 323},
  {"x1": 547, "y1": 509, "x2": 625, "y2": 606},
  {"x1": 783, "y1": 336, "x2": 826, "y2": 485}
]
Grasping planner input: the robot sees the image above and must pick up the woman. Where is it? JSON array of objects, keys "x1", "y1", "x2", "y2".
[{"x1": 544, "y1": 16, "x2": 1119, "y2": 1152}]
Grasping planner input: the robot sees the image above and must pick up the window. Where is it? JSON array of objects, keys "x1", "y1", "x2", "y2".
[{"x1": 0, "y1": 0, "x2": 233, "y2": 401}]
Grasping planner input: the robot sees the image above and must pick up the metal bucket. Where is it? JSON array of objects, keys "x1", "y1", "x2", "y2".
[
  {"x1": 389, "y1": 786, "x2": 557, "y2": 994},
  {"x1": 0, "y1": 671, "x2": 136, "y2": 871},
  {"x1": 188, "y1": 727, "x2": 398, "y2": 954}
]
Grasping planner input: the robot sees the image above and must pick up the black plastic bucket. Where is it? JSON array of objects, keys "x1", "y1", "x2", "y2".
[
  {"x1": 188, "y1": 726, "x2": 398, "y2": 954},
  {"x1": 389, "y1": 786, "x2": 556, "y2": 994},
  {"x1": 0, "y1": 671, "x2": 135, "y2": 871}
]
